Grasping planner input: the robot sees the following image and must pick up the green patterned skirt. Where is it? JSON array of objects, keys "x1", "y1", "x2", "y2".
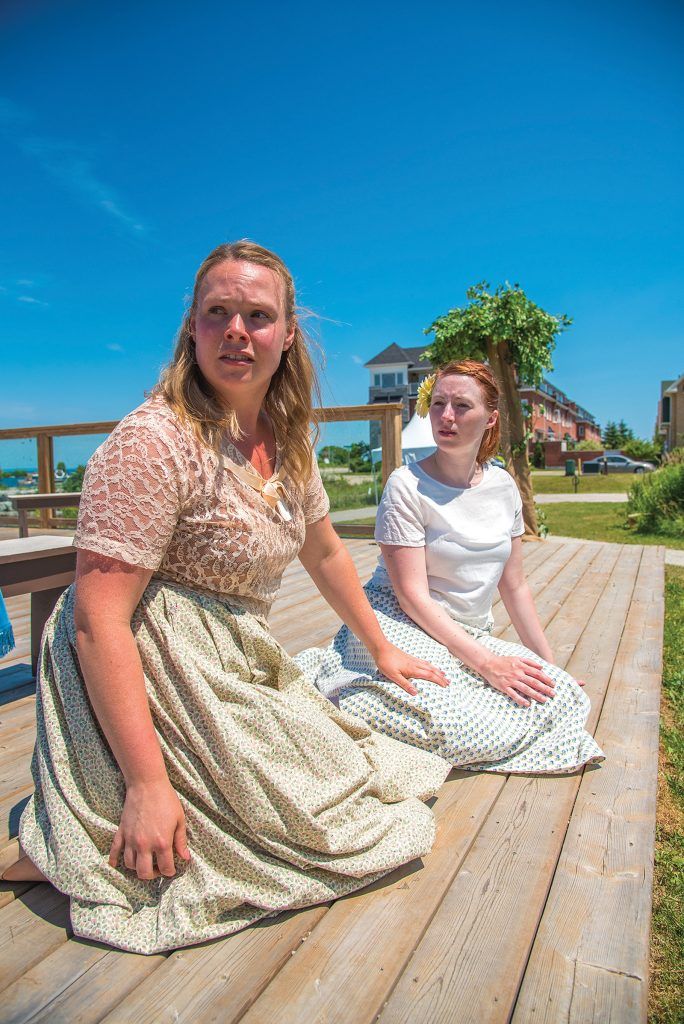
[{"x1": 20, "y1": 579, "x2": 450, "y2": 954}]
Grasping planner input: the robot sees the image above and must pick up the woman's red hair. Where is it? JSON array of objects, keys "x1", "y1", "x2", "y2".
[{"x1": 433, "y1": 360, "x2": 501, "y2": 464}]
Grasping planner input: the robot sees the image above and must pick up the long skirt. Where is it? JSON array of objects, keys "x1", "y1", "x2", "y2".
[
  {"x1": 19, "y1": 580, "x2": 450, "y2": 955},
  {"x1": 295, "y1": 584, "x2": 604, "y2": 774}
]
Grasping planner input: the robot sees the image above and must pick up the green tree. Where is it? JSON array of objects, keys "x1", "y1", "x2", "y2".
[
  {"x1": 424, "y1": 282, "x2": 571, "y2": 535},
  {"x1": 64, "y1": 465, "x2": 86, "y2": 492},
  {"x1": 616, "y1": 419, "x2": 634, "y2": 444},
  {"x1": 347, "y1": 441, "x2": 371, "y2": 473},
  {"x1": 317, "y1": 445, "x2": 348, "y2": 467},
  {"x1": 602, "y1": 420, "x2": 619, "y2": 448}
]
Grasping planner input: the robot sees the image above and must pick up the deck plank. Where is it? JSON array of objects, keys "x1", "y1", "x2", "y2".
[
  {"x1": 235, "y1": 773, "x2": 506, "y2": 1024},
  {"x1": 98, "y1": 907, "x2": 328, "y2": 1024},
  {"x1": 231, "y1": 543, "x2": 625, "y2": 1024},
  {"x1": 377, "y1": 544, "x2": 642, "y2": 1024},
  {"x1": 0, "y1": 539, "x2": 664, "y2": 1024},
  {"x1": 0, "y1": 940, "x2": 165, "y2": 1024},
  {"x1": 0, "y1": 885, "x2": 71, "y2": 995},
  {"x1": 512, "y1": 546, "x2": 664, "y2": 1024}
]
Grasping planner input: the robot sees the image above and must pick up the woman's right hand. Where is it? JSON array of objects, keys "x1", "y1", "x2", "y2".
[
  {"x1": 480, "y1": 654, "x2": 556, "y2": 708},
  {"x1": 109, "y1": 778, "x2": 190, "y2": 880}
]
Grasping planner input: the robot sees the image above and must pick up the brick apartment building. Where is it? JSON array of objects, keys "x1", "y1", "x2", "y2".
[
  {"x1": 656, "y1": 373, "x2": 684, "y2": 451},
  {"x1": 365, "y1": 343, "x2": 601, "y2": 449}
]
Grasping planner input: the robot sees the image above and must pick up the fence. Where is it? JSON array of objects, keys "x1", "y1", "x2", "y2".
[{"x1": 0, "y1": 404, "x2": 403, "y2": 533}]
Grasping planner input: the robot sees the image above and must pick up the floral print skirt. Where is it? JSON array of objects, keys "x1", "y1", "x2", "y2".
[
  {"x1": 295, "y1": 584, "x2": 605, "y2": 775},
  {"x1": 19, "y1": 579, "x2": 450, "y2": 955}
]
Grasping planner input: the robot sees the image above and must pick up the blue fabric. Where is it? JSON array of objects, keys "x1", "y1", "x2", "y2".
[{"x1": 0, "y1": 589, "x2": 15, "y2": 657}]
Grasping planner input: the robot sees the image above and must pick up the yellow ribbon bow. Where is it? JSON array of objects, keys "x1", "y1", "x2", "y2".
[{"x1": 220, "y1": 456, "x2": 293, "y2": 523}]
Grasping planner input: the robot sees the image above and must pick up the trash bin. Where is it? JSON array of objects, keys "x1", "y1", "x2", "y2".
[{"x1": 564, "y1": 459, "x2": 576, "y2": 476}]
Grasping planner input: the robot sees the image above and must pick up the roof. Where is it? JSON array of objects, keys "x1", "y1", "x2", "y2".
[
  {"x1": 663, "y1": 373, "x2": 684, "y2": 395},
  {"x1": 365, "y1": 343, "x2": 433, "y2": 368}
]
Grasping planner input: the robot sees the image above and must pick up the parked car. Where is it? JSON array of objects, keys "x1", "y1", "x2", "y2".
[{"x1": 582, "y1": 454, "x2": 656, "y2": 474}]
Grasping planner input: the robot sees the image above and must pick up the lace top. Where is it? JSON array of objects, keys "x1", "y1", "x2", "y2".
[{"x1": 74, "y1": 399, "x2": 330, "y2": 617}]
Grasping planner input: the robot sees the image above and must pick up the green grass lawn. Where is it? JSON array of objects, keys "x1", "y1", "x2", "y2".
[
  {"x1": 542, "y1": 503, "x2": 684, "y2": 550},
  {"x1": 650, "y1": 565, "x2": 684, "y2": 1024},
  {"x1": 337, "y1": 505, "x2": 684, "y2": 549},
  {"x1": 531, "y1": 471, "x2": 638, "y2": 494}
]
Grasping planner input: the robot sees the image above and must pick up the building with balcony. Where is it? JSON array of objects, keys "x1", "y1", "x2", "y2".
[
  {"x1": 518, "y1": 379, "x2": 602, "y2": 446},
  {"x1": 365, "y1": 343, "x2": 601, "y2": 449},
  {"x1": 365, "y1": 343, "x2": 433, "y2": 448},
  {"x1": 656, "y1": 374, "x2": 684, "y2": 451}
]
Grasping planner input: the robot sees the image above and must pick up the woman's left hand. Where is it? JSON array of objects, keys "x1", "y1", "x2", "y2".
[{"x1": 374, "y1": 644, "x2": 449, "y2": 696}]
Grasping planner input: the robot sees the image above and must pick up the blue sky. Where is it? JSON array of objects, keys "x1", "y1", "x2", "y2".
[{"x1": 1, "y1": 0, "x2": 682, "y2": 466}]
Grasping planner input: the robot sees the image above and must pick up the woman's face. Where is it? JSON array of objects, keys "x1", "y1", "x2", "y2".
[
  {"x1": 190, "y1": 260, "x2": 295, "y2": 406},
  {"x1": 429, "y1": 374, "x2": 498, "y2": 456}
]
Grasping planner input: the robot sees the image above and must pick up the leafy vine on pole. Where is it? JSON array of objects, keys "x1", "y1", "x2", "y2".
[{"x1": 423, "y1": 282, "x2": 572, "y2": 536}]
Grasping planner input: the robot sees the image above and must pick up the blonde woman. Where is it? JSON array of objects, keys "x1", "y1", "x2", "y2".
[
  {"x1": 6, "y1": 242, "x2": 451, "y2": 954},
  {"x1": 298, "y1": 360, "x2": 604, "y2": 774}
]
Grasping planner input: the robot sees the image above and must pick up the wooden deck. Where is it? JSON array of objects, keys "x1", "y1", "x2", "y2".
[{"x1": 0, "y1": 536, "x2": 664, "y2": 1023}]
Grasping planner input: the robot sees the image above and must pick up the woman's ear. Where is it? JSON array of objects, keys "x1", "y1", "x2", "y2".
[
  {"x1": 487, "y1": 409, "x2": 499, "y2": 429},
  {"x1": 283, "y1": 321, "x2": 296, "y2": 351}
]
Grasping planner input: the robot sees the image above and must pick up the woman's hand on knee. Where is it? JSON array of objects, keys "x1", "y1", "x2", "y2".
[
  {"x1": 374, "y1": 643, "x2": 449, "y2": 696},
  {"x1": 480, "y1": 654, "x2": 556, "y2": 708},
  {"x1": 109, "y1": 778, "x2": 191, "y2": 880}
]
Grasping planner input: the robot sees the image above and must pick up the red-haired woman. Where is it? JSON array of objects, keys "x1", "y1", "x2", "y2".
[{"x1": 297, "y1": 361, "x2": 604, "y2": 773}]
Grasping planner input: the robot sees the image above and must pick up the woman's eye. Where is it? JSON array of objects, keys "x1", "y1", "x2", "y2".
[
  {"x1": 208, "y1": 306, "x2": 226, "y2": 315},
  {"x1": 251, "y1": 310, "x2": 270, "y2": 320}
]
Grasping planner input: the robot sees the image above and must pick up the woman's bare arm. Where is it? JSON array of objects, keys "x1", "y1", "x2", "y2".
[
  {"x1": 298, "y1": 516, "x2": 448, "y2": 695},
  {"x1": 381, "y1": 543, "x2": 555, "y2": 707},
  {"x1": 497, "y1": 537, "x2": 554, "y2": 662},
  {"x1": 74, "y1": 550, "x2": 190, "y2": 879}
]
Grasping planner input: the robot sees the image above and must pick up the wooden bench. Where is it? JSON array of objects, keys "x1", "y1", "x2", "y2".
[
  {"x1": 0, "y1": 537, "x2": 664, "y2": 1022},
  {"x1": 0, "y1": 536, "x2": 76, "y2": 674},
  {"x1": 10, "y1": 493, "x2": 81, "y2": 538}
]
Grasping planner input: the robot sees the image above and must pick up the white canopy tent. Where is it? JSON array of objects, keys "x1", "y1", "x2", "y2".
[{"x1": 371, "y1": 410, "x2": 436, "y2": 465}]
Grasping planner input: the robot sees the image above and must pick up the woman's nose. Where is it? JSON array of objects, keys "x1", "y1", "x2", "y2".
[
  {"x1": 225, "y1": 313, "x2": 248, "y2": 338},
  {"x1": 441, "y1": 405, "x2": 455, "y2": 422}
]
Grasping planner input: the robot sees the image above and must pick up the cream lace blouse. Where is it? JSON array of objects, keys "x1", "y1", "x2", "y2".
[{"x1": 74, "y1": 399, "x2": 330, "y2": 617}]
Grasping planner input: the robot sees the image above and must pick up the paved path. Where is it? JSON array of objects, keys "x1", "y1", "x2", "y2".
[
  {"x1": 536, "y1": 492, "x2": 628, "y2": 504},
  {"x1": 330, "y1": 495, "x2": 629, "y2": 522}
]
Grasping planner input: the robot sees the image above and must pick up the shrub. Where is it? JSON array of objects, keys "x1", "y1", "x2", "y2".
[
  {"x1": 622, "y1": 437, "x2": 663, "y2": 465},
  {"x1": 532, "y1": 442, "x2": 545, "y2": 468},
  {"x1": 575, "y1": 439, "x2": 603, "y2": 451},
  {"x1": 627, "y1": 458, "x2": 684, "y2": 538}
]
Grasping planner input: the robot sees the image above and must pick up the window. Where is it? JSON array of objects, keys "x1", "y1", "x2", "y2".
[
  {"x1": 373, "y1": 374, "x2": 380, "y2": 386},
  {"x1": 381, "y1": 372, "x2": 404, "y2": 387},
  {"x1": 662, "y1": 396, "x2": 671, "y2": 423},
  {"x1": 397, "y1": 371, "x2": 404, "y2": 385}
]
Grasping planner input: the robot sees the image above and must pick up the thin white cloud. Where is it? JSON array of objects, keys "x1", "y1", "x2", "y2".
[
  {"x1": 18, "y1": 295, "x2": 48, "y2": 306},
  {"x1": 351, "y1": 354, "x2": 364, "y2": 365},
  {"x1": 17, "y1": 278, "x2": 34, "y2": 286},
  {"x1": 1, "y1": 96, "x2": 147, "y2": 235},
  {"x1": 106, "y1": 343, "x2": 125, "y2": 352},
  {"x1": 0, "y1": 401, "x2": 37, "y2": 419}
]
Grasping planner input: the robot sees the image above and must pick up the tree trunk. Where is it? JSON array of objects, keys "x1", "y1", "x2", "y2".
[{"x1": 485, "y1": 339, "x2": 539, "y2": 537}]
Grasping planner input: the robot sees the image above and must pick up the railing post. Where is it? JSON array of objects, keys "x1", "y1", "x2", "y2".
[
  {"x1": 36, "y1": 433, "x2": 55, "y2": 529},
  {"x1": 380, "y1": 406, "x2": 402, "y2": 488}
]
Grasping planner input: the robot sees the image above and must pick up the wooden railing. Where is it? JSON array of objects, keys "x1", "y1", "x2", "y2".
[{"x1": 0, "y1": 404, "x2": 403, "y2": 531}]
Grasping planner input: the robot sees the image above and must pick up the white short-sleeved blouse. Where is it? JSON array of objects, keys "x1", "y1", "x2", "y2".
[{"x1": 370, "y1": 461, "x2": 525, "y2": 629}]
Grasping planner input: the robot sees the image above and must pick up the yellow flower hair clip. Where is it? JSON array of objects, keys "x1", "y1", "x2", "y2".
[{"x1": 415, "y1": 374, "x2": 437, "y2": 417}]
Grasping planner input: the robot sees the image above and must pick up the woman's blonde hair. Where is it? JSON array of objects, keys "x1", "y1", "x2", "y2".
[
  {"x1": 153, "y1": 241, "x2": 321, "y2": 484},
  {"x1": 433, "y1": 360, "x2": 501, "y2": 464}
]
